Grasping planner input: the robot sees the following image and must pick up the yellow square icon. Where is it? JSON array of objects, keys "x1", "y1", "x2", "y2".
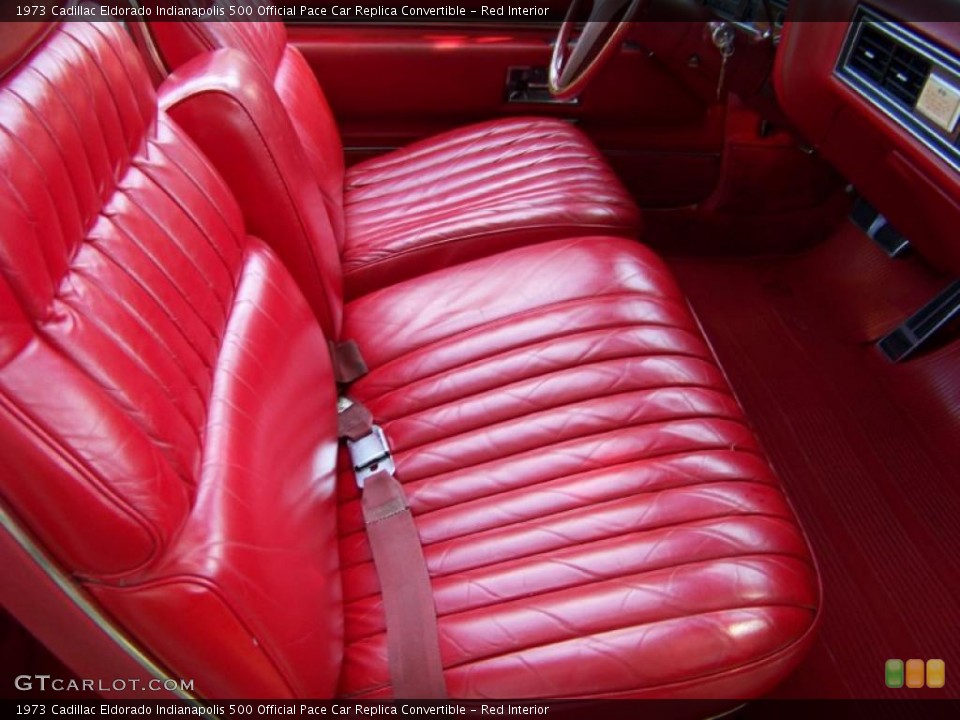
[
  {"x1": 926, "y1": 659, "x2": 945, "y2": 689},
  {"x1": 906, "y1": 659, "x2": 925, "y2": 688}
]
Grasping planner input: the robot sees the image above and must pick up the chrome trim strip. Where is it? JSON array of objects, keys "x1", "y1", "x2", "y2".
[
  {"x1": 730, "y1": 21, "x2": 772, "y2": 42},
  {"x1": 0, "y1": 503, "x2": 204, "y2": 706},
  {"x1": 854, "y1": 8, "x2": 960, "y2": 77},
  {"x1": 836, "y1": 6, "x2": 960, "y2": 174}
]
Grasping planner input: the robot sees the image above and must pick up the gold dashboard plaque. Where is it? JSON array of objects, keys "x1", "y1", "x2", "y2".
[{"x1": 915, "y1": 73, "x2": 960, "y2": 133}]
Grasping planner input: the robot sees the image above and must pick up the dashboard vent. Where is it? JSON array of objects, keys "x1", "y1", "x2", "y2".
[
  {"x1": 848, "y1": 25, "x2": 931, "y2": 107},
  {"x1": 838, "y1": 6, "x2": 960, "y2": 173}
]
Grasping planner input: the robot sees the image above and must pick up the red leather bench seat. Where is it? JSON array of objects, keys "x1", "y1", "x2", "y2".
[
  {"x1": 0, "y1": 21, "x2": 820, "y2": 701},
  {"x1": 146, "y1": 21, "x2": 641, "y2": 296}
]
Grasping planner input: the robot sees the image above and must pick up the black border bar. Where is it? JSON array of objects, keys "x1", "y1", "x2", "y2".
[
  {"x1": 1, "y1": 699, "x2": 960, "y2": 719},
  {"x1": 1, "y1": 0, "x2": 960, "y2": 23}
]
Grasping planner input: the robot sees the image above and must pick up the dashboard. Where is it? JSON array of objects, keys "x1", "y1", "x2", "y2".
[
  {"x1": 775, "y1": 0, "x2": 960, "y2": 276},
  {"x1": 837, "y1": 6, "x2": 960, "y2": 172}
]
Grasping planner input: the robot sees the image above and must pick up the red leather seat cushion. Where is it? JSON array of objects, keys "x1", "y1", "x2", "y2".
[
  {"x1": 341, "y1": 118, "x2": 641, "y2": 295},
  {"x1": 337, "y1": 237, "x2": 820, "y2": 699}
]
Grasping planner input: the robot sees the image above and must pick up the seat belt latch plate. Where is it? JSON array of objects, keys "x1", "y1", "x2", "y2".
[{"x1": 348, "y1": 425, "x2": 395, "y2": 488}]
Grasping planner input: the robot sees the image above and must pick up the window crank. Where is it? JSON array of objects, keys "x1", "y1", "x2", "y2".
[{"x1": 710, "y1": 22, "x2": 736, "y2": 100}]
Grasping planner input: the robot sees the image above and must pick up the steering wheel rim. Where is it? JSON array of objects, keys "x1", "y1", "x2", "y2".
[{"x1": 548, "y1": 0, "x2": 647, "y2": 99}]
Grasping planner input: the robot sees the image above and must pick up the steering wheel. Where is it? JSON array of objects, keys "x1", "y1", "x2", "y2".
[{"x1": 549, "y1": 0, "x2": 648, "y2": 99}]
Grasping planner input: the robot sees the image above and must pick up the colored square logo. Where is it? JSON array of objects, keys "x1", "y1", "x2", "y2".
[
  {"x1": 886, "y1": 659, "x2": 904, "y2": 688},
  {"x1": 927, "y1": 659, "x2": 946, "y2": 689},
  {"x1": 906, "y1": 659, "x2": 925, "y2": 688}
]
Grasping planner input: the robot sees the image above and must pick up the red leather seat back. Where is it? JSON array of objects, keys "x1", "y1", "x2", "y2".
[
  {"x1": 149, "y1": 21, "x2": 347, "y2": 248},
  {"x1": 0, "y1": 23, "x2": 343, "y2": 697},
  {"x1": 0, "y1": 22, "x2": 194, "y2": 573},
  {"x1": 159, "y1": 48, "x2": 346, "y2": 338}
]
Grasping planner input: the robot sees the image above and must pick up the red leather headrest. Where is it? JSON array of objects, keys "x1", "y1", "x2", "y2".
[{"x1": 0, "y1": 22, "x2": 56, "y2": 82}]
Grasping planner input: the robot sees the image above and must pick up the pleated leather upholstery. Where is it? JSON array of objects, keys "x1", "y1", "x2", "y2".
[
  {"x1": 341, "y1": 117, "x2": 642, "y2": 294},
  {"x1": 149, "y1": 20, "x2": 347, "y2": 248},
  {"x1": 145, "y1": 20, "x2": 641, "y2": 296},
  {"x1": 0, "y1": 22, "x2": 343, "y2": 698},
  {"x1": 338, "y1": 237, "x2": 820, "y2": 698},
  {"x1": 158, "y1": 48, "x2": 346, "y2": 339},
  {"x1": 0, "y1": 19, "x2": 821, "y2": 703}
]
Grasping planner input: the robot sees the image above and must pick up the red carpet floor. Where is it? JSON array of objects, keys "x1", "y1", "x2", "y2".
[{"x1": 671, "y1": 223, "x2": 960, "y2": 702}]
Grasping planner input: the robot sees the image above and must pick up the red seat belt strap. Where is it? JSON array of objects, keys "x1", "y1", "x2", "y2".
[
  {"x1": 337, "y1": 398, "x2": 374, "y2": 441},
  {"x1": 361, "y1": 469, "x2": 447, "y2": 699},
  {"x1": 338, "y1": 397, "x2": 447, "y2": 698},
  {"x1": 329, "y1": 339, "x2": 368, "y2": 384}
]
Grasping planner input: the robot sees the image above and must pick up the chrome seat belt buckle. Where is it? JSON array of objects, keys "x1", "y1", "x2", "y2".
[{"x1": 347, "y1": 425, "x2": 395, "y2": 489}]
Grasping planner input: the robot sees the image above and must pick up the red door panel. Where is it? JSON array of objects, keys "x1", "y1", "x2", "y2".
[{"x1": 286, "y1": 23, "x2": 725, "y2": 207}]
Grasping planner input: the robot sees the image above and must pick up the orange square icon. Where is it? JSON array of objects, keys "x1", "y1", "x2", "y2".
[
  {"x1": 927, "y1": 659, "x2": 945, "y2": 689},
  {"x1": 906, "y1": 659, "x2": 925, "y2": 688}
]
